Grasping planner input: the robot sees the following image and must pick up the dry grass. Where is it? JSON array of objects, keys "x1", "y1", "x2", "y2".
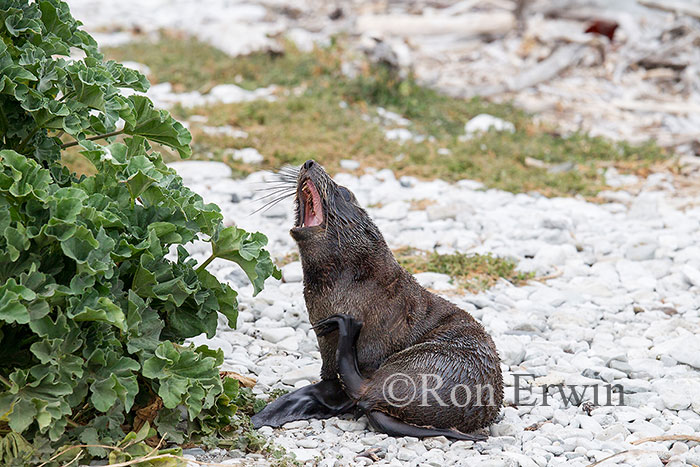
[{"x1": 93, "y1": 34, "x2": 671, "y2": 198}]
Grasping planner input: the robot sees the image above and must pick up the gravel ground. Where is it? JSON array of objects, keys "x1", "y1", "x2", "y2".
[
  {"x1": 63, "y1": 1, "x2": 700, "y2": 464},
  {"x1": 168, "y1": 160, "x2": 700, "y2": 467}
]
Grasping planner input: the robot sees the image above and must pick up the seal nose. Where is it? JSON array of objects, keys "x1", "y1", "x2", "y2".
[{"x1": 303, "y1": 160, "x2": 315, "y2": 171}]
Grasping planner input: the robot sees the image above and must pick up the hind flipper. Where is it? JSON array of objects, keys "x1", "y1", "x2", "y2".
[
  {"x1": 366, "y1": 410, "x2": 487, "y2": 441},
  {"x1": 251, "y1": 379, "x2": 354, "y2": 428}
]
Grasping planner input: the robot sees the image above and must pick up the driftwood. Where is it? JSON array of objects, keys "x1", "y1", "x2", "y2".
[
  {"x1": 638, "y1": 0, "x2": 700, "y2": 19},
  {"x1": 612, "y1": 99, "x2": 700, "y2": 115},
  {"x1": 356, "y1": 12, "x2": 514, "y2": 36},
  {"x1": 507, "y1": 43, "x2": 588, "y2": 92}
]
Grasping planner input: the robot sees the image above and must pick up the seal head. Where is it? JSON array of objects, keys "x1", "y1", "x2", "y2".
[{"x1": 291, "y1": 159, "x2": 389, "y2": 291}]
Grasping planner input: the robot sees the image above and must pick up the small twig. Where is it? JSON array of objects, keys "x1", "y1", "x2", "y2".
[
  {"x1": 631, "y1": 434, "x2": 700, "y2": 445},
  {"x1": 587, "y1": 449, "x2": 652, "y2": 467},
  {"x1": 60, "y1": 129, "x2": 124, "y2": 149},
  {"x1": 587, "y1": 436, "x2": 700, "y2": 467},
  {"x1": 65, "y1": 418, "x2": 80, "y2": 428},
  {"x1": 60, "y1": 450, "x2": 84, "y2": 467},
  {"x1": 530, "y1": 266, "x2": 564, "y2": 282},
  {"x1": 38, "y1": 444, "x2": 125, "y2": 467},
  {"x1": 101, "y1": 454, "x2": 252, "y2": 467}
]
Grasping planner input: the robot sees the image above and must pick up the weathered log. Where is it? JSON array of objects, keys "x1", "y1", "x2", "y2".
[{"x1": 356, "y1": 12, "x2": 514, "y2": 36}]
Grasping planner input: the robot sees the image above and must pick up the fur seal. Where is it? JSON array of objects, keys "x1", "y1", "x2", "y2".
[{"x1": 251, "y1": 160, "x2": 503, "y2": 439}]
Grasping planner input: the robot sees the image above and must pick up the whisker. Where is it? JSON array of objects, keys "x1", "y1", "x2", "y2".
[
  {"x1": 276, "y1": 166, "x2": 299, "y2": 175},
  {"x1": 259, "y1": 174, "x2": 297, "y2": 183},
  {"x1": 255, "y1": 184, "x2": 296, "y2": 192},
  {"x1": 249, "y1": 192, "x2": 295, "y2": 215},
  {"x1": 253, "y1": 188, "x2": 296, "y2": 202}
]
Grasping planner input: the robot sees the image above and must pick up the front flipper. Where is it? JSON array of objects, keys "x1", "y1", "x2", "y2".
[
  {"x1": 313, "y1": 314, "x2": 365, "y2": 400},
  {"x1": 251, "y1": 379, "x2": 355, "y2": 428}
]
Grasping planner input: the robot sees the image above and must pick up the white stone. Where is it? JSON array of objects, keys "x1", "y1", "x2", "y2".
[
  {"x1": 628, "y1": 420, "x2": 665, "y2": 437},
  {"x1": 374, "y1": 201, "x2": 409, "y2": 220},
  {"x1": 576, "y1": 415, "x2": 602, "y2": 434},
  {"x1": 258, "y1": 327, "x2": 296, "y2": 344},
  {"x1": 277, "y1": 335, "x2": 299, "y2": 351},
  {"x1": 494, "y1": 335, "x2": 527, "y2": 366},
  {"x1": 168, "y1": 161, "x2": 232, "y2": 183},
  {"x1": 463, "y1": 114, "x2": 515, "y2": 139},
  {"x1": 285, "y1": 28, "x2": 328, "y2": 53},
  {"x1": 652, "y1": 336, "x2": 700, "y2": 369},
  {"x1": 231, "y1": 147, "x2": 264, "y2": 164},
  {"x1": 426, "y1": 203, "x2": 462, "y2": 221},
  {"x1": 281, "y1": 363, "x2": 322, "y2": 385},
  {"x1": 681, "y1": 265, "x2": 700, "y2": 287},
  {"x1": 414, "y1": 272, "x2": 452, "y2": 289},
  {"x1": 625, "y1": 241, "x2": 658, "y2": 261},
  {"x1": 281, "y1": 261, "x2": 303, "y2": 282},
  {"x1": 208, "y1": 84, "x2": 276, "y2": 104},
  {"x1": 200, "y1": 125, "x2": 248, "y2": 139},
  {"x1": 340, "y1": 159, "x2": 361, "y2": 170},
  {"x1": 377, "y1": 107, "x2": 411, "y2": 126},
  {"x1": 290, "y1": 448, "x2": 321, "y2": 462},
  {"x1": 652, "y1": 378, "x2": 700, "y2": 411},
  {"x1": 335, "y1": 419, "x2": 367, "y2": 431},
  {"x1": 385, "y1": 128, "x2": 421, "y2": 143},
  {"x1": 630, "y1": 454, "x2": 663, "y2": 467}
]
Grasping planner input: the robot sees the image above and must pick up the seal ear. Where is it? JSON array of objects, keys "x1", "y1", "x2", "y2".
[{"x1": 338, "y1": 186, "x2": 353, "y2": 202}]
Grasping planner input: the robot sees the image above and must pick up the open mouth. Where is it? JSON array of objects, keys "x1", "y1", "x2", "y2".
[{"x1": 297, "y1": 177, "x2": 324, "y2": 228}]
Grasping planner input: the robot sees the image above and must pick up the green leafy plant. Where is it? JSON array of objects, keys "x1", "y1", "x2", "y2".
[{"x1": 0, "y1": 0, "x2": 280, "y2": 464}]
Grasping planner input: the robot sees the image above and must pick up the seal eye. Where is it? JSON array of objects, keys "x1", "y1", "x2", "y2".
[{"x1": 339, "y1": 186, "x2": 352, "y2": 202}]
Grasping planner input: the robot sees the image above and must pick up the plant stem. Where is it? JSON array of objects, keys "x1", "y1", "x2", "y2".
[
  {"x1": 59, "y1": 90, "x2": 75, "y2": 102},
  {"x1": 61, "y1": 129, "x2": 125, "y2": 149},
  {"x1": 66, "y1": 418, "x2": 80, "y2": 428},
  {"x1": 0, "y1": 374, "x2": 11, "y2": 388},
  {"x1": 0, "y1": 103, "x2": 8, "y2": 143},
  {"x1": 17, "y1": 126, "x2": 39, "y2": 153},
  {"x1": 196, "y1": 253, "x2": 216, "y2": 272}
]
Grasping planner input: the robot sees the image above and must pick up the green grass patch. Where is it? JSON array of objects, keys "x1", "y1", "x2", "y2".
[
  {"x1": 101, "y1": 35, "x2": 669, "y2": 197},
  {"x1": 395, "y1": 248, "x2": 533, "y2": 292}
]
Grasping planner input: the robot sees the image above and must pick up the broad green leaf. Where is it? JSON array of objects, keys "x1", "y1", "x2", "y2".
[
  {"x1": 210, "y1": 226, "x2": 281, "y2": 295},
  {"x1": 197, "y1": 267, "x2": 238, "y2": 328},
  {"x1": 142, "y1": 342, "x2": 222, "y2": 414},
  {"x1": 59, "y1": 224, "x2": 99, "y2": 262},
  {"x1": 88, "y1": 351, "x2": 139, "y2": 413},
  {"x1": 0, "y1": 150, "x2": 51, "y2": 201},
  {"x1": 0, "y1": 278, "x2": 35, "y2": 324},
  {"x1": 124, "y1": 291, "x2": 164, "y2": 359},
  {"x1": 126, "y1": 96, "x2": 192, "y2": 158},
  {"x1": 70, "y1": 296, "x2": 126, "y2": 332}
]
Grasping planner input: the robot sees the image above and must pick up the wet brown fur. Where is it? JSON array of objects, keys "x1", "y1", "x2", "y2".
[{"x1": 291, "y1": 160, "x2": 503, "y2": 434}]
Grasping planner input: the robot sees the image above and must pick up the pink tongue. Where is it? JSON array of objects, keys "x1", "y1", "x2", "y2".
[
  {"x1": 304, "y1": 180, "x2": 324, "y2": 226},
  {"x1": 305, "y1": 202, "x2": 322, "y2": 226}
]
